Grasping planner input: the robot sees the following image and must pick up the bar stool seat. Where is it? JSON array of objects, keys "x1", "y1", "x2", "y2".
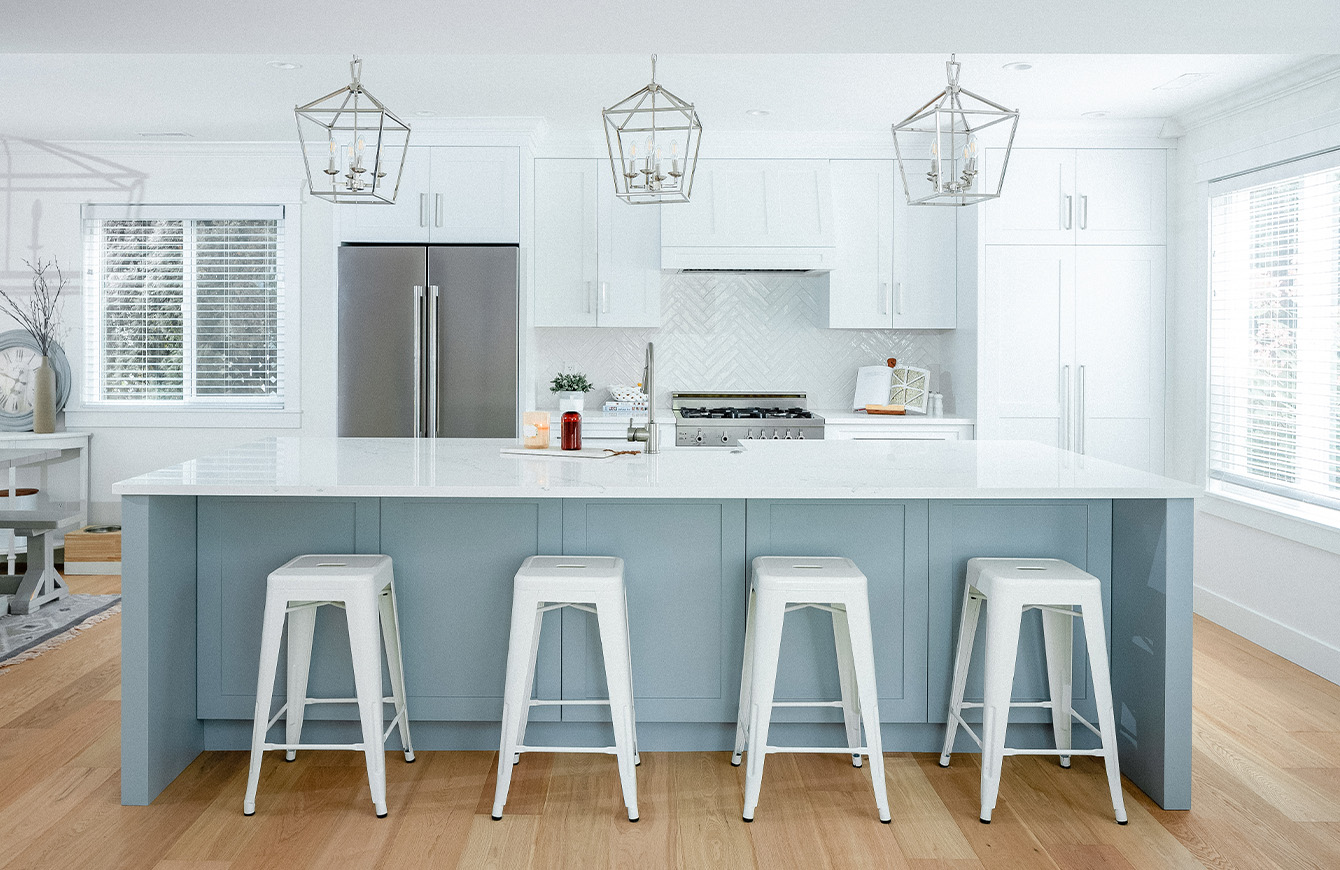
[
  {"x1": 243, "y1": 554, "x2": 414, "y2": 818},
  {"x1": 492, "y1": 555, "x2": 640, "y2": 822},
  {"x1": 731, "y1": 556, "x2": 891, "y2": 823},
  {"x1": 939, "y1": 557, "x2": 1127, "y2": 825}
]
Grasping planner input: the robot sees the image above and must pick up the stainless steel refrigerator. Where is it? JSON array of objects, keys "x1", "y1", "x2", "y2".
[{"x1": 338, "y1": 245, "x2": 518, "y2": 437}]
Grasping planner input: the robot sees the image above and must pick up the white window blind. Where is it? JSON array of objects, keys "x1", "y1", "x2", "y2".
[
  {"x1": 1209, "y1": 161, "x2": 1340, "y2": 514},
  {"x1": 83, "y1": 205, "x2": 285, "y2": 407}
]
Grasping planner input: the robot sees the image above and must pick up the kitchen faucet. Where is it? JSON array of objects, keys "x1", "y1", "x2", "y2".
[{"x1": 627, "y1": 342, "x2": 659, "y2": 454}]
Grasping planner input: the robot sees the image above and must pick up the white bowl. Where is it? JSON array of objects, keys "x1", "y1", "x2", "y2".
[{"x1": 608, "y1": 385, "x2": 647, "y2": 403}]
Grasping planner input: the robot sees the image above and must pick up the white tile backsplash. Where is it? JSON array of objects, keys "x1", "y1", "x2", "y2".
[{"x1": 534, "y1": 273, "x2": 950, "y2": 411}]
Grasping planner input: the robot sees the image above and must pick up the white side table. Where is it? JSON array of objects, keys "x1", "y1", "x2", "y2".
[{"x1": 0, "y1": 433, "x2": 90, "y2": 575}]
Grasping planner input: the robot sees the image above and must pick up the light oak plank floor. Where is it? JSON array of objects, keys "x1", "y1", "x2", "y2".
[{"x1": 2, "y1": 574, "x2": 1338, "y2": 869}]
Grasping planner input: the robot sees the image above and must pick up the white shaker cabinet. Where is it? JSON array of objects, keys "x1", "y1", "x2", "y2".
[
  {"x1": 533, "y1": 159, "x2": 661, "y2": 328},
  {"x1": 660, "y1": 160, "x2": 834, "y2": 248},
  {"x1": 977, "y1": 245, "x2": 1165, "y2": 472},
  {"x1": 340, "y1": 146, "x2": 520, "y2": 244},
  {"x1": 827, "y1": 160, "x2": 957, "y2": 329},
  {"x1": 986, "y1": 148, "x2": 1165, "y2": 246}
]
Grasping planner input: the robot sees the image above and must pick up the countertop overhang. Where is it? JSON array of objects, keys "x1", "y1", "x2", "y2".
[{"x1": 112, "y1": 437, "x2": 1199, "y2": 500}]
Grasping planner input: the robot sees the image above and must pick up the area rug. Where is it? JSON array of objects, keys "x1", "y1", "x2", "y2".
[{"x1": 0, "y1": 594, "x2": 121, "y2": 669}]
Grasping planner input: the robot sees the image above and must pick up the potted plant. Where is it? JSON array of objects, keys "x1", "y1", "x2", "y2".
[{"x1": 550, "y1": 371, "x2": 593, "y2": 413}]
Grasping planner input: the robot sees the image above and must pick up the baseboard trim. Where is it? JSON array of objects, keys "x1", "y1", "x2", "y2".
[{"x1": 1194, "y1": 584, "x2": 1340, "y2": 685}]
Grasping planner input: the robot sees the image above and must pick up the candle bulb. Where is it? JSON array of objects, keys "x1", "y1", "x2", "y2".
[{"x1": 326, "y1": 139, "x2": 338, "y2": 174}]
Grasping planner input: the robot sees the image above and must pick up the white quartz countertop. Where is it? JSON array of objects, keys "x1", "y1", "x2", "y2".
[
  {"x1": 112, "y1": 437, "x2": 1198, "y2": 500},
  {"x1": 816, "y1": 410, "x2": 974, "y2": 425}
]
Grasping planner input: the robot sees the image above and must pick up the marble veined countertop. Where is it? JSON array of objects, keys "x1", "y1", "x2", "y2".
[{"x1": 112, "y1": 437, "x2": 1198, "y2": 500}]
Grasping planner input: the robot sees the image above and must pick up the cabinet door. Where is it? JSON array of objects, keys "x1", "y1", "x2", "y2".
[
  {"x1": 660, "y1": 160, "x2": 835, "y2": 248},
  {"x1": 339, "y1": 146, "x2": 432, "y2": 242},
  {"x1": 1074, "y1": 150, "x2": 1166, "y2": 246},
  {"x1": 828, "y1": 160, "x2": 893, "y2": 328},
  {"x1": 745, "y1": 500, "x2": 930, "y2": 723},
  {"x1": 1074, "y1": 247, "x2": 1165, "y2": 472},
  {"x1": 533, "y1": 159, "x2": 599, "y2": 327},
  {"x1": 429, "y1": 146, "x2": 520, "y2": 243},
  {"x1": 978, "y1": 246, "x2": 1074, "y2": 449},
  {"x1": 894, "y1": 159, "x2": 958, "y2": 328},
  {"x1": 985, "y1": 148, "x2": 1076, "y2": 245},
  {"x1": 561, "y1": 500, "x2": 747, "y2": 722},
  {"x1": 596, "y1": 168, "x2": 662, "y2": 327}
]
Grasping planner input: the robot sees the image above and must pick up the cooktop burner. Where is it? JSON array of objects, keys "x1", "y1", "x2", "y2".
[
  {"x1": 678, "y1": 406, "x2": 815, "y2": 420},
  {"x1": 670, "y1": 391, "x2": 824, "y2": 446}
]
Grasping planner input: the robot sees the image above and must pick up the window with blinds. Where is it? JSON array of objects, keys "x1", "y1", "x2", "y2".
[
  {"x1": 1209, "y1": 159, "x2": 1340, "y2": 515},
  {"x1": 83, "y1": 205, "x2": 285, "y2": 407}
]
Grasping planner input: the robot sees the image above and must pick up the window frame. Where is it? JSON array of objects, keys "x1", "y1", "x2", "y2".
[{"x1": 71, "y1": 202, "x2": 302, "y2": 429}]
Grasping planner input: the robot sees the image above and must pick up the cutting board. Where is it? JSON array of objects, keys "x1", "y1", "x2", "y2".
[{"x1": 499, "y1": 446, "x2": 640, "y2": 460}]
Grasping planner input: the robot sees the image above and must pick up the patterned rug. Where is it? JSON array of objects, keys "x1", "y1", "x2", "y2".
[{"x1": 0, "y1": 594, "x2": 121, "y2": 669}]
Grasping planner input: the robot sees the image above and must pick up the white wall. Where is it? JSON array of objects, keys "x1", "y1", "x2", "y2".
[
  {"x1": 0, "y1": 140, "x2": 340, "y2": 524},
  {"x1": 1167, "y1": 65, "x2": 1340, "y2": 684}
]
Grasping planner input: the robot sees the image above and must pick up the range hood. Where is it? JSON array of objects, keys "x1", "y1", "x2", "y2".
[{"x1": 659, "y1": 159, "x2": 836, "y2": 274}]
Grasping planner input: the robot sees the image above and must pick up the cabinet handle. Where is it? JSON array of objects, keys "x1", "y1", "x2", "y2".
[
  {"x1": 895, "y1": 282, "x2": 904, "y2": 315},
  {"x1": 413, "y1": 285, "x2": 424, "y2": 437},
  {"x1": 1064, "y1": 195, "x2": 1073, "y2": 230},
  {"x1": 600, "y1": 281, "x2": 610, "y2": 314},
  {"x1": 878, "y1": 282, "x2": 889, "y2": 316},
  {"x1": 1061, "y1": 364, "x2": 1071, "y2": 451},
  {"x1": 435, "y1": 193, "x2": 444, "y2": 228},
  {"x1": 1080, "y1": 194, "x2": 1089, "y2": 230},
  {"x1": 1077, "y1": 364, "x2": 1086, "y2": 454},
  {"x1": 419, "y1": 194, "x2": 429, "y2": 228},
  {"x1": 585, "y1": 281, "x2": 593, "y2": 314},
  {"x1": 429, "y1": 286, "x2": 440, "y2": 437}
]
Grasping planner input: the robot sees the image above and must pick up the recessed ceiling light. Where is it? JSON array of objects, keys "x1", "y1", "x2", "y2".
[
  {"x1": 745, "y1": 109, "x2": 772, "y2": 117},
  {"x1": 414, "y1": 111, "x2": 437, "y2": 117},
  {"x1": 1154, "y1": 72, "x2": 1213, "y2": 90},
  {"x1": 1081, "y1": 111, "x2": 1110, "y2": 119},
  {"x1": 137, "y1": 131, "x2": 193, "y2": 138},
  {"x1": 1002, "y1": 62, "x2": 1034, "y2": 72},
  {"x1": 268, "y1": 61, "x2": 302, "y2": 70}
]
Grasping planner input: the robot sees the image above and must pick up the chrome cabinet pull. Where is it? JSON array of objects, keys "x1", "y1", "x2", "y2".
[
  {"x1": 1080, "y1": 195, "x2": 1089, "y2": 231},
  {"x1": 435, "y1": 193, "x2": 444, "y2": 228},
  {"x1": 419, "y1": 194, "x2": 429, "y2": 228},
  {"x1": 585, "y1": 281, "x2": 593, "y2": 314},
  {"x1": 878, "y1": 282, "x2": 889, "y2": 316},
  {"x1": 1061, "y1": 364, "x2": 1071, "y2": 451},
  {"x1": 429, "y1": 285, "x2": 440, "y2": 437},
  {"x1": 413, "y1": 285, "x2": 424, "y2": 437},
  {"x1": 1064, "y1": 195, "x2": 1073, "y2": 230},
  {"x1": 895, "y1": 281, "x2": 904, "y2": 315},
  {"x1": 1077, "y1": 364, "x2": 1086, "y2": 454},
  {"x1": 600, "y1": 281, "x2": 610, "y2": 314}
]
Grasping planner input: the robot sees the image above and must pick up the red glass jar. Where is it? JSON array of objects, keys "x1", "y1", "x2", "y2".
[{"x1": 560, "y1": 411, "x2": 582, "y2": 450}]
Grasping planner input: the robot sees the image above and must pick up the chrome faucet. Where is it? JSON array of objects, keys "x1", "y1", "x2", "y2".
[{"x1": 627, "y1": 342, "x2": 659, "y2": 454}]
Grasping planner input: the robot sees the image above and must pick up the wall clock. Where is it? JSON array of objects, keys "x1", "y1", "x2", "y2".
[{"x1": 0, "y1": 331, "x2": 72, "y2": 433}]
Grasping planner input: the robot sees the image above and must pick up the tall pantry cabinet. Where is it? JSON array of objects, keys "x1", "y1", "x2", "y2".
[{"x1": 977, "y1": 148, "x2": 1167, "y2": 473}]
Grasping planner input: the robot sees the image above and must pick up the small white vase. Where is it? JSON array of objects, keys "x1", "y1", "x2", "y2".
[
  {"x1": 33, "y1": 355, "x2": 56, "y2": 434},
  {"x1": 556, "y1": 391, "x2": 586, "y2": 413}
]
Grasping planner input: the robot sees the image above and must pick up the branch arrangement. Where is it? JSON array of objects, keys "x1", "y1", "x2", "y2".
[{"x1": 0, "y1": 259, "x2": 66, "y2": 357}]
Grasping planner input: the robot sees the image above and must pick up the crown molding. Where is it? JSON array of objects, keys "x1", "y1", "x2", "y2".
[{"x1": 1174, "y1": 55, "x2": 1340, "y2": 133}]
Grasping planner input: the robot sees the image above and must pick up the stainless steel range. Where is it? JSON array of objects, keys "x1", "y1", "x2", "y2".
[{"x1": 671, "y1": 391, "x2": 825, "y2": 447}]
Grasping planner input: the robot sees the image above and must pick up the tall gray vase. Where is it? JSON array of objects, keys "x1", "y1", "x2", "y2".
[{"x1": 32, "y1": 355, "x2": 55, "y2": 434}]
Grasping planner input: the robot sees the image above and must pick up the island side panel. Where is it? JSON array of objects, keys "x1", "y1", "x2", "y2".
[
  {"x1": 1110, "y1": 497, "x2": 1194, "y2": 811},
  {"x1": 121, "y1": 494, "x2": 202, "y2": 805}
]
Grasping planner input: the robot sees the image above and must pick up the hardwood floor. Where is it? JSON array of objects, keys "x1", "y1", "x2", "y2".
[{"x1": 3, "y1": 574, "x2": 1339, "y2": 869}]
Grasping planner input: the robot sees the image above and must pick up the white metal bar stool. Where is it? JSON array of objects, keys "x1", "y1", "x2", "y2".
[
  {"x1": 492, "y1": 555, "x2": 640, "y2": 822},
  {"x1": 939, "y1": 557, "x2": 1126, "y2": 825},
  {"x1": 731, "y1": 556, "x2": 891, "y2": 823},
  {"x1": 243, "y1": 554, "x2": 414, "y2": 818}
]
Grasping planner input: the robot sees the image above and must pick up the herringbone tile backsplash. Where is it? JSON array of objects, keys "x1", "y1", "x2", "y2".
[{"x1": 534, "y1": 273, "x2": 948, "y2": 411}]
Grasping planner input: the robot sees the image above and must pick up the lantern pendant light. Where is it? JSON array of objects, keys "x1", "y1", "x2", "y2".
[
  {"x1": 295, "y1": 56, "x2": 411, "y2": 204},
  {"x1": 891, "y1": 55, "x2": 1019, "y2": 206},
  {"x1": 603, "y1": 55, "x2": 703, "y2": 205}
]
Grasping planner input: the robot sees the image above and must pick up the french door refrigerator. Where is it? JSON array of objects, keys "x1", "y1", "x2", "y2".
[{"x1": 338, "y1": 245, "x2": 518, "y2": 437}]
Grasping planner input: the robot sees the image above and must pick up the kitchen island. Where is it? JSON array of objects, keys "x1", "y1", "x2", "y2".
[{"x1": 115, "y1": 437, "x2": 1195, "y2": 810}]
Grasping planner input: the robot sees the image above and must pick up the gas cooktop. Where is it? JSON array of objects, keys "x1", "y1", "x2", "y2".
[{"x1": 671, "y1": 392, "x2": 824, "y2": 446}]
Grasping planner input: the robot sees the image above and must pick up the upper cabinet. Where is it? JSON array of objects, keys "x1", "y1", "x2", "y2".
[
  {"x1": 827, "y1": 159, "x2": 957, "y2": 329},
  {"x1": 533, "y1": 159, "x2": 661, "y2": 328},
  {"x1": 340, "y1": 146, "x2": 520, "y2": 244},
  {"x1": 985, "y1": 148, "x2": 1165, "y2": 246}
]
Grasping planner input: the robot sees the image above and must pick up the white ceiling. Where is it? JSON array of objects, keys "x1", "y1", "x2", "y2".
[{"x1": 0, "y1": 53, "x2": 1324, "y2": 141}]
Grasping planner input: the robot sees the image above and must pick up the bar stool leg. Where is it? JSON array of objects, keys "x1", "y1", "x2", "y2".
[
  {"x1": 843, "y1": 594, "x2": 891, "y2": 823},
  {"x1": 622, "y1": 589, "x2": 641, "y2": 767},
  {"x1": 1078, "y1": 592, "x2": 1128, "y2": 824},
  {"x1": 940, "y1": 587, "x2": 983, "y2": 766},
  {"x1": 1040, "y1": 605, "x2": 1075, "y2": 768},
  {"x1": 378, "y1": 586, "x2": 415, "y2": 762},
  {"x1": 493, "y1": 593, "x2": 541, "y2": 819},
  {"x1": 831, "y1": 604, "x2": 863, "y2": 768},
  {"x1": 284, "y1": 603, "x2": 318, "y2": 762},
  {"x1": 512, "y1": 602, "x2": 546, "y2": 767},
  {"x1": 978, "y1": 596, "x2": 1023, "y2": 824},
  {"x1": 742, "y1": 595, "x2": 785, "y2": 822},
  {"x1": 730, "y1": 586, "x2": 758, "y2": 767},
  {"x1": 345, "y1": 594, "x2": 389, "y2": 817},
  {"x1": 244, "y1": 589, "x2": 288, "y2": 816},
  {"x1": 596, "y1": 595, "x2": 640, "y2": 822}
]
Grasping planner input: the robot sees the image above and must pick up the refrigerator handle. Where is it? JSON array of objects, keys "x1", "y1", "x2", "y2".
[
  {"x1": 429, "y1": 285, "x2": 440, "y2": 437},
  {"x1": 413, "y1": 285, "x2": 425, "y2": 437}
]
